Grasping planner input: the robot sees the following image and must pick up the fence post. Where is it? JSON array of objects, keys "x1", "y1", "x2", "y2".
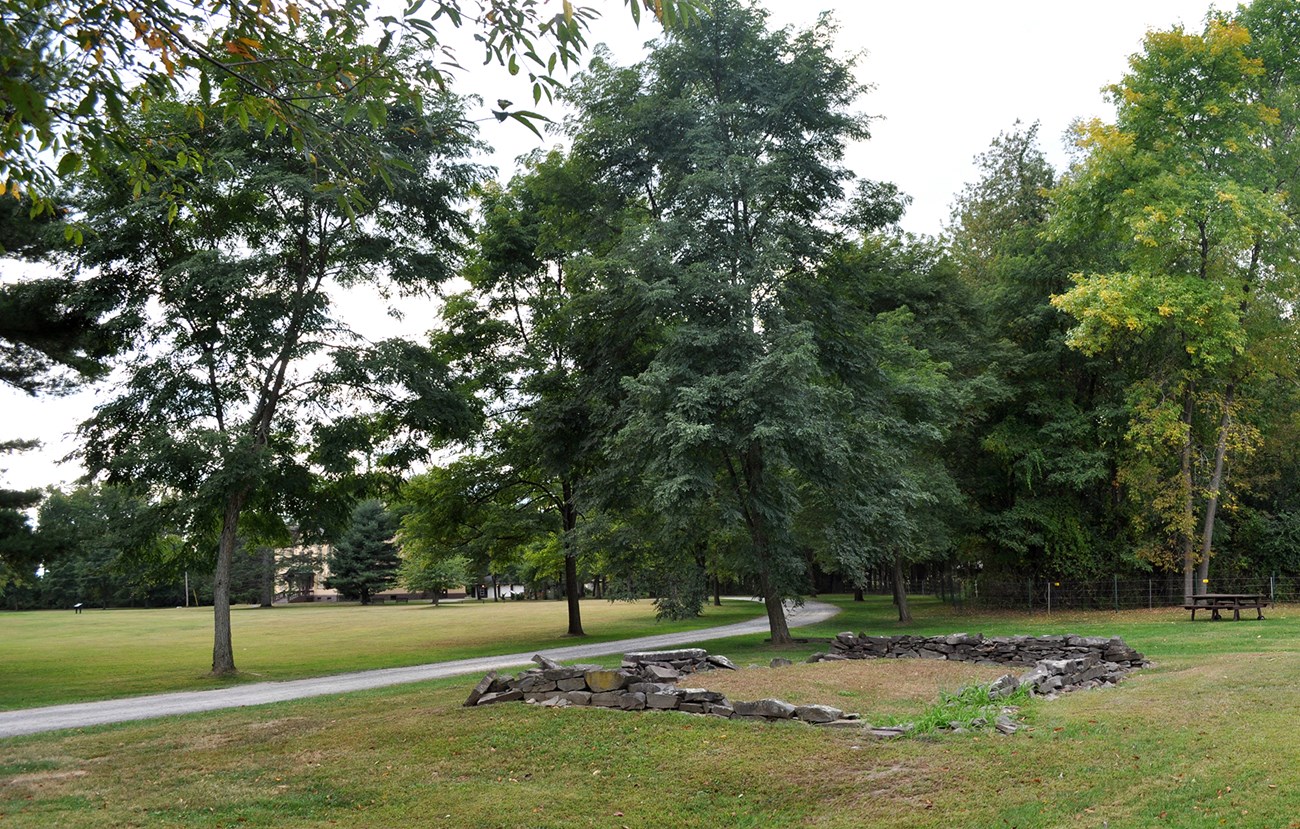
[
  {"x1": 1148, "y1": 579, "x2": 1152, "y2": 610},
  {"x1": 1271, "y1": 571, "x2": 1276, "y2": 602},
  {"x1": 1047, "y1": 579, "x2": 1052, "y2": 615},
  {"x1": 1113, "y1": 574, "x2": 1119, "y2": 611}
]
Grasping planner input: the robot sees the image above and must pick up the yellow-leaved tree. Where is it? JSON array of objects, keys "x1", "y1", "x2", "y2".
[{"x1": 1049, "y1": 3, "x2": 1300, "y2": 598}]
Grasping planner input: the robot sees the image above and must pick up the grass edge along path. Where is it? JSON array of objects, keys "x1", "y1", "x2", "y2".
[
  {"x1": 0, "y1": 598, "x2": 767, "y2": 710},
  {"x1": 0, "y1": 598, "x2": 838, "y2": 739}
]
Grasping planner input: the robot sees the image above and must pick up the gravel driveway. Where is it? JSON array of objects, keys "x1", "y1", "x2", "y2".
[{"x1": 0, "y1": 598, "x2": 839, "y2": 738}]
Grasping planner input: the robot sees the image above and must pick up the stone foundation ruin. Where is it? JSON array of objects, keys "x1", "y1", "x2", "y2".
[
  {"x1": 815, "y1": 632, "x2": 1148, "y2": 694},
  {"x1": 463, "y1": 634, "x2": 1148, "y2": 735}
]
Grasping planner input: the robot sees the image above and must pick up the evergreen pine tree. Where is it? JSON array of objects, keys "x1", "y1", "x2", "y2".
[{"x1": 326, "y1": 501, "x2": 401, "y2": 605}]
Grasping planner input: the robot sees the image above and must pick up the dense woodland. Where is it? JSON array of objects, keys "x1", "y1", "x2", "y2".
[{"x1": 4, "y1": 0, "x2": 1300, "y2": 669}]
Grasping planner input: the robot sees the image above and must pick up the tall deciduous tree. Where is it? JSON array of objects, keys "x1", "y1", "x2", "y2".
[
  {"x1": 948, "y1": 123, "x2": 1130, "y2": 581},
  {"x1": 400, "y1": 554, "x2": 469, "y2": 606},
  {"x1": 418, "y1": 148, "x2": 644, "y2": 636},
  {"x1": 788, "y1": 231, "x2": 968, "y2": 623},
  {"x1": 1050, "y1": 8, "x2": 1300, "y2": 597},
  {"x1": 1, "y1": 0, "x2": 701, "y2": 215},
  {"x1": 72, "y1": 79, "x2": 481, "y2": 675},
  {"x1": 33, "y1": 485, "x2": 187, "y2": 609},
  {"x1": 398, "y1": 457, "x2": 557, "y2": 602},
  {"x1": 566, "y1": 0, "x2": 871, "y2": 643}
]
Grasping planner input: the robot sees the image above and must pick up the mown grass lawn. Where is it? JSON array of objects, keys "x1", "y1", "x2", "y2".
[
  {"x1": 0, "y1": 598, "x2": 761, "y2": 710},
  {"x1": 4, "y1": 595, "x2": 1300, "y2": 828}
]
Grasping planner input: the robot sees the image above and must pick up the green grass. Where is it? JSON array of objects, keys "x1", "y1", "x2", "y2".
[
  {"x1": 700, "y1": 593, "x2": 1300, "y2": 668},
  {"x1": 893, "y1": 682, "x2": 1031, "y2": 735},
  {"x1": 5, "y1": 595, "x2": 1300, "y2": 827},
  {"x1": 0, "y1": 597, "x2": 760, "y2": 709}
]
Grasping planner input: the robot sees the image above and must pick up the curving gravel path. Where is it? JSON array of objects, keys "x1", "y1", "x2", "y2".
[{"x1": 0, "y1": 598, "x2": 839, "y2": 739}]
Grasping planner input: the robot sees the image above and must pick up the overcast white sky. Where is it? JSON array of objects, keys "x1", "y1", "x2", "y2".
[{"x1": 1, "y1": 0, "x2": 1219, "y2": 494}]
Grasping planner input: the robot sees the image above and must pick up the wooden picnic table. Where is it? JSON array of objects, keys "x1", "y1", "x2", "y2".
[{"x1": 1183, "y1": 592, "x2": 1269, "y2": 621}]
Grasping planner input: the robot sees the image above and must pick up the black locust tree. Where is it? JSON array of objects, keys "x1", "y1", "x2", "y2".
[
  {"x1": 71, "y1": 83, "x2": 482, "y2": 675},
  {"x1": 565, "y1": 0, "x2": 872, "y2": 643}
]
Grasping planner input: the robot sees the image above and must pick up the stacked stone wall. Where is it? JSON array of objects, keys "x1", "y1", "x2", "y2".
[
  {"x1": 822, "y1": 632, "x2": 1145, "y2": 668},
  {"x1": 464, "y1": 636, "x2": 1149, "y2": 734},
  {"x1": 817, "y1": 632, "x2": 1147, "y2": 694},
  {"x1": 464, "y1": 651, "x2": 859, "y2": 727}
]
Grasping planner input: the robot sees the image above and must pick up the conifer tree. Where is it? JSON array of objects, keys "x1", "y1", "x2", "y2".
[{"x1": 326, "y1": 501, "x2": 401, "y2": 605}]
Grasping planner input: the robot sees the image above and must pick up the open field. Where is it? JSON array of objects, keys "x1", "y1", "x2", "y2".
[
  {"x1": 0, "y1": 598, "x2": 760, "y2": 710},
  {"x1": 4, "y1": 595, "x2": 1300, "y2": 827}
]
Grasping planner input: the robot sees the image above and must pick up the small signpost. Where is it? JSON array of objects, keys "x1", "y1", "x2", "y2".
[{"x1": 73, "y1": 602, "x2": 83, "y2": 614}]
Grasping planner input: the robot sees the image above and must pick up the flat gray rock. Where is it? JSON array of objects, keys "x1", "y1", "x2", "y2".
[
  {"x1": 464, "y1": 671, "x2": 497, "y2": 707},
  {"x1": 624, "y1": 648, "x2": 709, "y2": 664},
  {"x1": 794, "y1": 704, "x2": 843, "y2": 723},
  {"x1": 644, "y1": 665, "x2": 682, "y2": 682},
  {"x1": 647, "y1": 692, "x2": 681, "y2": 710},
  {"x1": 591, "y1": 691, "x2": 625, "y2": 707},
  {"x1": 732, "y1": 698, "x2": 795, "y2": 719},
  {"x1": 619, "y1": 692, "x2": 647, "y2": 711},
  {"x1": 537, "y1": 696, "x2": 569, "y2": 708},
  {"x1": 476, "y1": 689, "x2": 523, "y2": 706}
]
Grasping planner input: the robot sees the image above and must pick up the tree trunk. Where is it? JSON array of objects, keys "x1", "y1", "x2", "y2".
[
  {"x1": 713, "y1": 575, "x2": 722, "y2": 607},
  {"x1": 561, "y1": 479, "x2": 585, "y2": 636},
  {"x1": 1181, "y1": 387, "x2": 1198, "y2": 599},
  {"x1": 258, "y1": 546, "x2": 274, "y2": 608},
  {"x1": 759, "y1": 570, "x2": 792, "y2": 645},
  {"x1": 1198, "y1": 384, "x2": 1234, "y2": 590},
  {"x1": 891, "y1": 553, "x2": 912, "y2": 624},
  {"x1": 212, "y1": 490, "x2": 247, "y2": 676},
  {"x1": 854, "y1": 587, "x2": 864, "y2": 602},
  {"x1": 733, "y1": 443, "x2": 792, "y2": 644}
]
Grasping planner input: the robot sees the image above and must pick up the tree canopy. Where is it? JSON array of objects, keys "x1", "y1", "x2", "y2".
[
  {"x1": 70, "y1": 78, "x2": 483, "y2": 673},
  {"x1": 1, "y1": 0, "x2": 702, "y2": 217},
  {"x1": 16, "y1": 0, "x2": 1300, "y2": 640}
]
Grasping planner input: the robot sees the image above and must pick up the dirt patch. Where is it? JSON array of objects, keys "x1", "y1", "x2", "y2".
[
  {"x1": 293, "y1": 748, "x2": 331, "y2": 768},
  {"x1": 183, "y1": 731, "x2": 236, "y2": 750},
  {"x1": 4, "y1": 769, "x2": 88, "y2": 787},
  {"x1": 247, "y1": 716, "x2": 309, "y2": 732},
  {"x1": 687, "y1": 659, "x2": 1009, "y2": 717}
]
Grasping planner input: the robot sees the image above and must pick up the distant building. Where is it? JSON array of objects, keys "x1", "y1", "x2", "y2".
[
  {"x1": 275, "y1": 544, "x2": 339, "y2": 603},
  {"x1": 273, "y1": 542, "x2": 477, "y2": 603}
]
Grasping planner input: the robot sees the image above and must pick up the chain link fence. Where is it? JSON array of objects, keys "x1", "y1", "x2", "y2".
[{"x1": 921, "y1": 573, "x2": 1299, "y2": 611}]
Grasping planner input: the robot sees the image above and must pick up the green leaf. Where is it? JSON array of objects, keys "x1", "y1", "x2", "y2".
[
  {"x1": 56, "y1": 152, "x2": 82, "y2": 177},
  {"x1": 507, "y1": 111, "x2": 549, "y2": 139}
]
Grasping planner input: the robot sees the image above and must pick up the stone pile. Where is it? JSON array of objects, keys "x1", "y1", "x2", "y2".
[
  {"x1": 989, "y1": 651, "x2": 1141, "y2": 697},
  {"x1": 620, "y1": 647, "x2": 739, "y2": 681},
  {"x1": 464, "y1": 651, "x2": 862, "y2": 727},
  {"x1": 463, "y1": 636, "x2": 1151, "y2": 736},
  {"x1": 819, "y1": 632, "x2": 1147, "y2": 674}
]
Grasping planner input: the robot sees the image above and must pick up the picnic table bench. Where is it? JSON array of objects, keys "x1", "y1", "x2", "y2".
[{"x1": 1183, "y1": 593, "x2": 1269, "y2": 621}]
